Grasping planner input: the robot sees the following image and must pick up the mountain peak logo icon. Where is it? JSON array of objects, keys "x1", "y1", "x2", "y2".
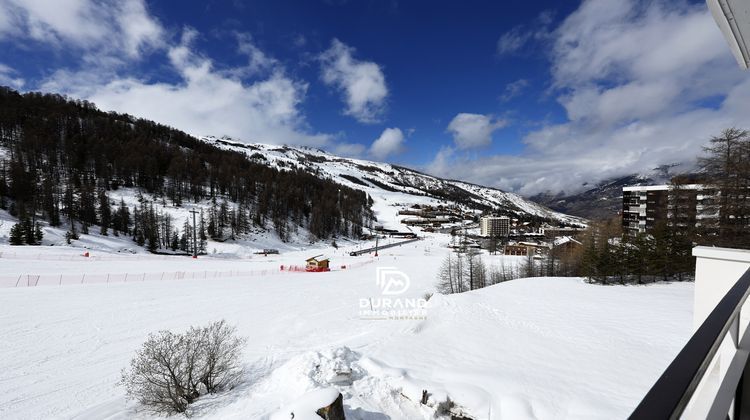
[{"x1": 375, "y1": 267, "x2": 410, "y2": 295}]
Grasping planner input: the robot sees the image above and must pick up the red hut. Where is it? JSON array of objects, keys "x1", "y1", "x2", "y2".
[{"x1": 305, "y1": 255, "x2": 331, "y2": 272}]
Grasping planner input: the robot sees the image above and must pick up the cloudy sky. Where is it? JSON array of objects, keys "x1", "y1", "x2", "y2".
[{"x1": 1, "y1": 0, "x2": 748, "y2": 195}]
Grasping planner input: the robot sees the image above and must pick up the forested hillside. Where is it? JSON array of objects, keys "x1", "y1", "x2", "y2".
[{"x1": 0, "y1": 87, "x2": 373, "y2": 251}]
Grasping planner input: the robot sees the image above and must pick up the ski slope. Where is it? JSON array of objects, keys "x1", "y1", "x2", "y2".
[
  {"x1": 203, "y1": 136, "x2": 587, "y2": 226},
  {"x1": 0, "y1": 236, "x2": 692, "y2": 419}
]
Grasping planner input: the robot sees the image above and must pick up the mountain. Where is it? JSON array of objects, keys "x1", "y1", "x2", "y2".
[
  {"x1": 0, "y1": 87, "x2": 372, "y2": 250},
  {"x1": 202, "y1": 136, "x2": 587, "y2": 227},
  {"x1": 529, "y1": 165, "x2": 684, "y2": 220},
  {"x1": 0, "y1": 86, "x2": 584, "y2": 252}
]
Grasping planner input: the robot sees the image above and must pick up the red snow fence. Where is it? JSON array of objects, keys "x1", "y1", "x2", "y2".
[
  {"x1": 0, "y1": 257, "x2": 379, "y2": 288},
  {"x1": 279, "y1": 265, "x2": 308, "y2": 272}
]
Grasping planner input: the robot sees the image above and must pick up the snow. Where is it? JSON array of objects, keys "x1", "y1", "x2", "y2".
[
  {"x1": 0, "y1": 136, "x2": 684, "y2": 419},
  {"x1": 0, "y1": 233, "x2": 693, "y2": 420},
  {"x1": 202, "y1": 136, "x2": 587, "y2": 227},
  {"x1": 269, "y1": 387, "x2": 341, "y2": 420}
]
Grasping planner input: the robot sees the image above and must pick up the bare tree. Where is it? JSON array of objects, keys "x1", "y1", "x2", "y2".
[
  {"x1": 698, "y1": 127, "x2": 750, "y2": 248},
  {"x1": 487, "y1": 234, "x2": 499, "y2": 255},
  {"x1": 436, "y1": 252, "x2": 457, "y2": 294},
  {"x1": 120, "y1": 330, "x2": 196, "y2": 414},
  {"x1": 120, "y1": 320, "x2": 246, "y2": 415},
  {"x1": 453, "y1": 251, "x2": 465, "y2": 293},
  {"x1": 196, "y1": 320, "x2": 246, "y2": 393},
  {"x1": 438, "y1": 250, "x2": 495, "y2": 294},
  {"x1": 464, "y1": 249, "x2": 487, "y2": 290},
  {"x1": 520, "y1": 251, "x2": 536, "y2": 278}
]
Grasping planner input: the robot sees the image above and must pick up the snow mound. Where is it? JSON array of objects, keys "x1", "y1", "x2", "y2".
[
  {"x1": 269, "y1": 387, "x2": 341, "y2": 420},
  {"x1": 261, "y1": 346, "x2": 441, "y2": 419},
  {"x1": 265, "y1": 346, "x2": 365, "y2": 395}
]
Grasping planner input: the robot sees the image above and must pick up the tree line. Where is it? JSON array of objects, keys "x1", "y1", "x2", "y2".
[{"x1": 0, "y1": 87, "x2": 374, "y2": 249}]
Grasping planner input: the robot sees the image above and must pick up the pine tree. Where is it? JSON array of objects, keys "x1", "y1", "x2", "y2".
[
  {"x1": 42, "y1": 178, "x2": 60, "y2": 226},
  {"x1": 9, "y1": 222, "x2": 25, "y2": 245},
  {"x1": 23, "y1": 216, "x2": 35, "y2": 245},
  {"x1": 63, "y1": 184, "x2": 76, "y2": 228},
  {"x1": 580, "y1": 226, "x2": 600, "y2": 281},
  {"x1": 34, "y1": 222, "x2": 43, "y2": 243},
  {"x1": 114, "y1": 199, "x2": 130, "y2": 235},
  {"x1": 197, "y1": 210, "x2": 207, "y2": 254},
  {"x1": 98, "y1": 189, "x2": 111, "y2": 235},
  {"x1": 147, "y1": 234, "x2": 158, "y2": 252},
  {"x1": 78, "y1": 181, "x2": 97, "y2": 234},
  {"x1": 181, "y1": 218, "x2": 192, "y2": 254},
  {"x1": 171, "y1": 231, "x2": 179, "y2": 251}
]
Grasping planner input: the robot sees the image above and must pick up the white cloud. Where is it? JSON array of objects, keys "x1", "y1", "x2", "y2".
[
  {"x1": 499, "y1": 78, "x2": 529, "y2": 102},
  {"x1": 432, "y1": 0, "x2": 750, "y2": 196},
  {"x1": 40, "y1": 27, "x2": 331, "y2": 146},
  {"x1": 496, "y1": 27, "x2": 530, "y2": 56},
  {"x1": 0, "y1": 64, "x2": 24, "y2": 89},
  {"x1": 116, "y1": 0, "x2": 163, "y2": 58},
  {"x1": 235, "y1": 32, "x2": 278, "y2": 76},
  {"x1": 446, "y1": 113, "x2": 507, "y2": 149},
  {"x1": 496, "y1": 10, "x2": 554, "y2": 56},
  {"x1": 0, "y1": 0, "x2": 162, "y2": 58},
  {"x1": 319, "y1": 39, "x2": 388, "y2": 123},
  {"x1": 0, "y1": 0, "x2": 337, "y2": 148},
  {"x1": 369, "y1": 127, "x2": 404, "y2": 160},
  {"x1": 332, "y1": 142, "x2": 366, "y2": 158},
  {"x1": 425, "y1": 145, "x2": 456, "y2": 178}
]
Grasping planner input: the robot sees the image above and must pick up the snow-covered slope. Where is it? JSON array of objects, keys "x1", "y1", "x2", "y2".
[
  {"x1": 203, "y1": 136, "x2": 586, "y2": 226},
  {"x1": 0, "y1": 235, "x2": 692, "y2": 419}
]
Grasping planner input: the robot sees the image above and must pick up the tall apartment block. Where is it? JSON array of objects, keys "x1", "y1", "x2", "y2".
[
  {"x1": 480, "y1": 216, "x2": 510, "y2": 237},
  {"x1": 622, "y1": 184, "x2": 714, "y2": 236}
]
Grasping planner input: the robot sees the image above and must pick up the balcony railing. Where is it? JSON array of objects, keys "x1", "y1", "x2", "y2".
[{"x1": 630, "y1": 250, "x2": 750, "y2": 420}]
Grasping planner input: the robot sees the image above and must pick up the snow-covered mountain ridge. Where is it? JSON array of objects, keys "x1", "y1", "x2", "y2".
[{"x1": 202, "y1": 136, "x2": 587, "y2": 226}]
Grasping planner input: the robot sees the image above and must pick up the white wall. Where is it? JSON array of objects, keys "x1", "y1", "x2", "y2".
[
  {"x1": 685, "y1": 246, "x2": 750, "y2": 419},
  {"x1": 693, "y1": 246, "x2": 750, "y2": 328}
]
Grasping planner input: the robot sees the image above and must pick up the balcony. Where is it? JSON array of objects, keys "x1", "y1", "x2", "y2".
[{"x1": 631, "y1": 247, "x2": 750, "y2": 419}]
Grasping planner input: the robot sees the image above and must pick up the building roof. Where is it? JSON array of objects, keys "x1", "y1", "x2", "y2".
[
  {"x1": 623, "y1": 185, "x2": 670, "y2": 192},
  {"x1": 518, "y1": 241, "x2": 549, "y2": 248},
  {"x1": 554, "y1": 236, "x2": 582, "y2": 247},
  {"x1": 623, "y1": 184, "x2": 705, "y2": 192},
  {"x1": 305, "y1": 254, "x2": 329, "y2": 262},
  {"x1": 708, "y1": 0, "x2": 750, "y2": 69}
]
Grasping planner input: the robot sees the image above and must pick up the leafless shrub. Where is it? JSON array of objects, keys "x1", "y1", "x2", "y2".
[
  {"x1": 120, "y1": 320, "x2": 246, "y2": 415},
  {"x1": 120, "y1": 330, "x2": 195, "y2": 414},
  {"x1": 195, "y1": 320, "x2": 246, "y2": 393}
]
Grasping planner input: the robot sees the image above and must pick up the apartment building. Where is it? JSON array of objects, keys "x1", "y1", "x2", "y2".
[
  {"x1": 480, "y1": 216, "x2": 510, "y2": 237},
  {"x1": 622, "y1": 184, "x2": 715, "y2": 236}
]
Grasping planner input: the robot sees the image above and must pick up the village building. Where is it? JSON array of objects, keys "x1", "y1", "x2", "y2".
[
  {"x1": 553, "y1": 236, "x2": 582, "y2": 251},
  {"x1": 305, "y1": 255, "x2": 330, "y2": 272},
  {"x1": 504, "y1": 244, "x2": 529, "y2": 256}
]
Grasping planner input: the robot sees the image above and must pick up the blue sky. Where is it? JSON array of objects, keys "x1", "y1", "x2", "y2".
[{"x1": 1, "y1": 0, "x2": 748, "y2": 195}]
